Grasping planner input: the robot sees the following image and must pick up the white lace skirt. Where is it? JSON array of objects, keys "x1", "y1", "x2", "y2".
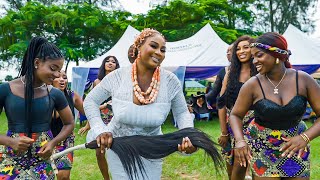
[{"x1": 106, "y1": 149, "x2": 163, "y2": 180}]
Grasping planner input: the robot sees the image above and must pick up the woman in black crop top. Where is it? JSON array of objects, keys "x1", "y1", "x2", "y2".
[
  {"x1": 218, "y1": 36, "x2": 257, "y2": 180},
  {"x1": 51, "y1": 70, "x2": 85, "y2": 179},
  {"x1": 229, "y1": 32, "x2": 320, "y2": 179},
  {"x1": 0, "y1": 37, "x2": 74, "y2": 179}
]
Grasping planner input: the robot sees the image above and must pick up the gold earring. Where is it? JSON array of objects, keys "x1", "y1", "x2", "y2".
[{"x1": 276, "y1": 58, "x2": 279, "y2": 64}]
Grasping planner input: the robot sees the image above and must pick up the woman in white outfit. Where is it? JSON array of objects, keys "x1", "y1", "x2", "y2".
[{"x1": 83, "y1": 28, "x2": 196, "y2": 179}]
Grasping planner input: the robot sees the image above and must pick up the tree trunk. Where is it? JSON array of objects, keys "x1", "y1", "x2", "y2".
[
  {"x1": 232, "y1": 1, "x2": 235, "y2": 28},
  {"x1": 269, "y1": 0, "x2": 274, "y2": 32},
  {"x1": 65, "y1": 59, "x2": 70, "y2": 72}
]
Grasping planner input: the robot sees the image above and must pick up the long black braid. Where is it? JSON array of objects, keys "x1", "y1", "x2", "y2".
[
  {"x1": 18, "y1": 36, "x2": 64, "y2": 137},
  {"x1": 225, "y1": 35, "x2": 257, "y2": 109}
]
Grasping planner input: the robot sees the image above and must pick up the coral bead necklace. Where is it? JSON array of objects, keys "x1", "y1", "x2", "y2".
[{"x1": 131, "y1": 61, "x2": 160, "y2": 105}]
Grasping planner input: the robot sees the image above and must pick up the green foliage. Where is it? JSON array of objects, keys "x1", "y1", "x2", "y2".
[
  {"x1": 0, "y1": 0, "x2": 316, "y2": 69},
  {"x1": 7, "y1": 40, "x2": 28, "y2": 59},
  {"x1": 6, "y1": 0, "x2": 119, "y2": 9},
  {"x1": 45, "y1": 12, "x2": 68, "y2": 29},
  {"x1": 252, "y1": 0, "x2": 317, "y2": 33},
  {"x1": 0, "y1": 1, "x2": 130, "y2": 67},
  {"x1": 132, "y1": 0, "x2": 257, "y2": 42},
  {"x1": 4, "y1": 75, "x2": 13, "y2": 81}
]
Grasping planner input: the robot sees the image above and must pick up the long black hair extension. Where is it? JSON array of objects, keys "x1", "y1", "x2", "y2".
[
  {"x1": 97, "y1": 56, "x2": 120, "y2": 80},
  {"x1": 225, "y1": 35, "x2": 257, "y2": 109},
  {"x1": 19, "y1": 36, "x2": 64, "y2": 137},
  {"x1": 108, "y1": 128, "x2": 224, "y2": 180}
]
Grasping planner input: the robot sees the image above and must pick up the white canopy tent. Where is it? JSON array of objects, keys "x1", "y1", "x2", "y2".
[
  {"x1": 310, "y1": 37, "x2": 320, "y2": 78},
  {"x1": 311, "y1": 37, "x2": 320, "y2": 48},
  {"x1": 78, "y1": 24, "x2": 229, "y2": 68},
  {"x1": 72, "y1": 24, "x2": 229, "y2": 100},
  {"x1": 283, "y1": 24, "x2": 320, "y2": 73},
  {"x1": 162, "y1": 23, "x2": 229, "y2": 67},
  {"x1": 80, "y1": 25, "x2": 140, "y2": 68}
]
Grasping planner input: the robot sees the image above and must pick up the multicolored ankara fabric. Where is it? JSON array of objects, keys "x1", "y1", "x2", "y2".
[
  {"x1": 100, "y1": 101, "x2": 113, "y2": 125},
  {"x1": 250, "y1": 43, "x2": 292, "y2": 56},
  {"x1": 0, "y1": 130, "x2": 55, "y2": 180},
  {"x1": 54, "y1": 132, "x2": 75, "y2": 170},
  {"x1": 245, "y1": 120, "x2": 310, "y2": 177},
  {"x1": 222, "y1": 110, "x2": 255, "y2": 165}
]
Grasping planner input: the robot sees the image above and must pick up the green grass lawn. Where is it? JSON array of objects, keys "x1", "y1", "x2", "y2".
[{"x1": 0, "y1": 113, "x2": 320, "y2": 179}]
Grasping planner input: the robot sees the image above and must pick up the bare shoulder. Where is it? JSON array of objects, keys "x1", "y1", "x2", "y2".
[
  {"x1": 93, "y1": 79, "x2": 100, "y2": 87},
  {"x1": 224, "y1": 68, "x2": 230, "y2": 80},
  {"x1": 73, "y1": 91, "x2": 80, "y2": 97},
  {"x1": 297, "y1": 69, "x2": 313, "y2": 80},
  {"x1": 73, "y1": 91, "x2": 82, "y2": 103},
  {"x1": 221, "y1": 68, "x2": 230, "y2": 86},
  {"x1": 8, "y1": 78, "x2": 21, "y2": 86},
  {"x1": 220, "y1": 68, "x2": 230, "y2": 95},
  {"x1": 239, "y1": 75, "x2": 262, "y2": 103},
  {"x1": 243, "y1": 75, "x2": 259, "y2": 89},
  {"x1": 94, "y1": 79, "x2": 100, "y2": 83},
  {"x1": 8, "y1": 78, "x2": 23, "y2": 91},
  {"x1": 73, "y1": 91, "x2": 82, "y2": 100},
  {"x1": 296, "y1": 69, "x2": 319, "y2": 88}
]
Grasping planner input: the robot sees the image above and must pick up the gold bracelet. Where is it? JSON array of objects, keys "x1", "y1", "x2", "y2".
[
  {"x1": 300, "y1": 133, "x2": 310, "y2": 143},
  {"x1": 302, "y1": 133, "x2": 310, "y2": 143},
  {"x1": 234, "y1": 145, "x2": 246, "y2": 149},
  {"x1": 234, "y1": 140, "x2": 247, "y2": 149},
  {"x1": 300, "y1": 134, "x2": 307, "y2": 142},
  {"x1": 220, "y1": 133, "x2": 229, "y2": 137},
  {"x1": 235, "y1": 139, "x2": 246, "y2": 145}
]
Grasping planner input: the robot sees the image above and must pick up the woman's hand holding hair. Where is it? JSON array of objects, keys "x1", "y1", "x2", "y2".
[
  {"x1": 178, "y1": 137, "x2": 197, "y2": 154},
  {"x1": 10, "y1": 136, "x2": 34, "y2": 153},
  {"x1": 38, "y1": 141, "x2": 55, "y2": 160},
  {"x1": 234, "y1": 139, "x2": 251, "y2": 167},
  {"x1": 280, "y1": 135, "x2": 309, "y2": 159},
  {"x1": 97, "y1": 132, "x2": 113, "y2": 154}
]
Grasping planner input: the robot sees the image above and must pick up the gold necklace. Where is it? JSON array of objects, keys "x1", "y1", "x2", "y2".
[
  {"x1": 265, "y1": 69, "x2": 287, "y2": 94},
  {"x1": 20, "y1": 77, "x2": 46, "y2": 89}
]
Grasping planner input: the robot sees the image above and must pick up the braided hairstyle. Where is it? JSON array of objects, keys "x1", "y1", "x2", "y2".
[
  {"x1": 225, "y1": 35, "x2": 257, "y2": 109},
  {"x1": 128, "y1": 44, "x2": 137, "y2": 64},
  {"x1": 254, "y1": 32, "x2": 292, "y2": 68},
  {"x1": 97, "y1": 55, "x2": 120, "y2": 80},
  {"x1": 19, "y1": 36, "x2": 64, "y2": 136},
  {"x1": 131, "y1": 28, "x2": 165, "y2": 62}
]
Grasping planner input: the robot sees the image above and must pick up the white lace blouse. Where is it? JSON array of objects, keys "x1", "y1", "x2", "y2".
[{"x1": 84, "y1": 66, "x2": 193, "y2": 139}]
